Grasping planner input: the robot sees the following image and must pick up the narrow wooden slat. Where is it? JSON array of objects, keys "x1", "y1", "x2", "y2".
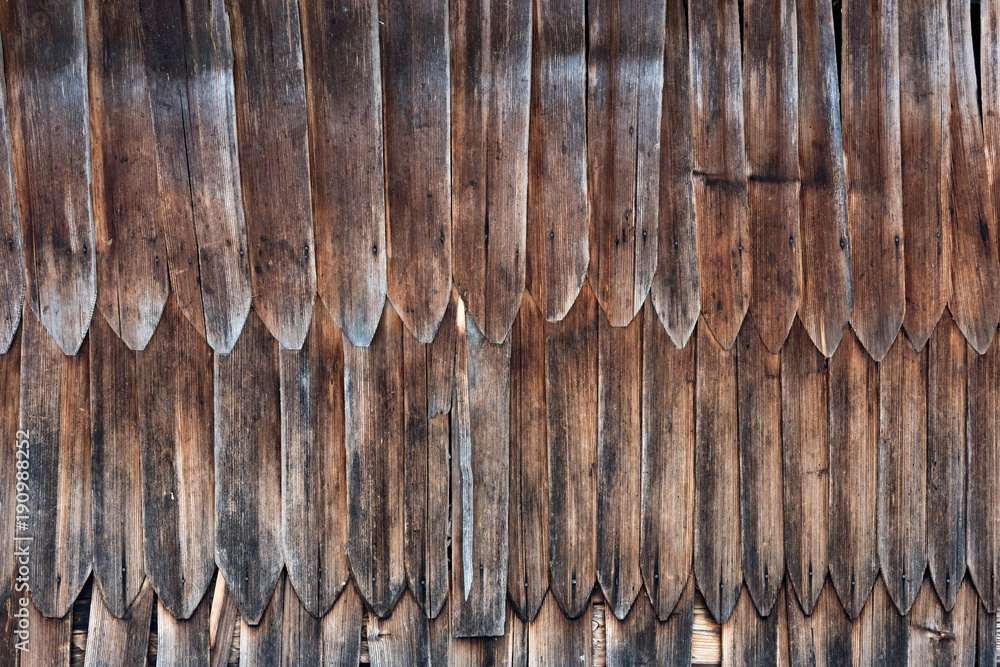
[
  {"x1": 967, "y1": 333, "x2": 1000, "y2": 612},
  {"x1": 18, "y1": 307, "x2": 92, "y2": 618},
  {"x1": 985, "y1": 0, "x2": 1000, "y2": 356},
  {"x1": 909, "y1": 576, "x2": 978, "y2": 665},
  {"x1": 83, "y1": 579, "x2": 154, "y2": 666},
  {"x1": 155, "y1": 592, "x2": 212, "y2": 667},
  {"x1": 279, "y1": 300, "x2": 350, "y2": 618},
  {"x1": 15, "y1": 603, "x2": 70, "y2": 667},
  {"x1": 508, "y1": 291, "x2": 548, "y2": 622},
  {"x1": 302, "y1": 0, "x2": 385, "y2": 347},
  {"x1": 450, "y1": 0, "x2": 531, "y2": 343},
  {"x1": 209, "y1": 578, "x2": 238, "y2": 667},
  {"x1": 0, "y1": 326, "x2": 20, "y2": 606},
  {"x1": 452, "y1": 302, "x2": 512, "y2": 636},
  {"x1": 841, "y1": 0, "x2": 905, "y2": 361},
  {"x1": 786, "y1": 580, "x2": 854, "y2": 666},
  {"x1": 0, "y1": 0, "x2": 94, "y2": 356},
  {"x1": 239, "y1": 574, "x2": 283, "y2": 665},
  {"x1": 722, "y1": 587, "x2": 786, "y2": 667},
  {"x1": 781, "y1": 318, "x2": 829, "y2": 614},
  {"x1": 695, "y1": 322, "x2": 742, "y2": 624},
  {"x1": 229, "y1": 0, "x2": 316, "y2": 350},
  {"x1": 280, "y1": 575, "x2": 321, "y2": 663},
  {"x1": 855, "y1": 577, "x2": 909, "y2": 666},
  {"x1": 368, "y1": 591, "x2": 431, "y2": 666},
  {"x1": 428, "y1": 603, "x2": 451, "y2": 665},
  {"x1": 689, "y1": 0, "x2": 750, "y2": 350},
  {"x1": 655, "y1": 577, "x2": 696, "y2": 665},
  {"x1": 604, "y1": 589, "x2": 656, "y2": 666},
  {"x1": 344, "y1": 303, "x2": 405, "y2": 618},
  {"x1": 381, "y1": 0, "x2": 451, "y2": 342},
  {"x1": 828, "y1": 327, "x2": 879, "y2": 619},
  {"x1": 976, "y1": 597, "x2": 997, "y2": 666},
  {"x1": 451, "y1": 606, "x2": 526, "y2": 666},
  {"x1": 321, "y1": 582, "x2": 364, "y2": 665},
  {"x1": 89, "y1": 312, "x2": 144, "y2": 617},
  {"x1": 526, "y1": 593, "x2": 591, "y2": 666},
  {"x1": 527, "y1": 0, "x2": 588, "y2": 323},
  {"x1": 546, "y1": 282, "x2": 598, "y2": 619},
  {"x1": 0, "y1": 30, "x2": 23, "y2": 355},
  {"x1": 736, "y1": 320, "x2": 784, "y2": 615},
  {"x1": 641, "y1": 298, "x2": 694, "y2": 620},
  {"x1": 214, "y1": 309, "x2": 283, "y2": 624},
  {"x1": 745, "y1": 0, "x2": 801, "y2": 353}
]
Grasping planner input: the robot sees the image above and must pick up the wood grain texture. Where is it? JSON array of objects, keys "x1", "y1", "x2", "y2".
[
  {"x1": 214, "y1": 308, "x2": 283, "y2": 624},
  {"x1": 655, "y1": 576, "x2": 696, "y2": 666},
  {"x1": 985, "y1": 0, "x2": 1000, "y2": 355},
  {"x1": 13, "y1": 603, "x2": 70, "y2": 667},
  {"x1": 209, "y1": 578, "x2": 238, "y2": 667},
  {"x1": 229, "y1": 0, "x2": 316, "y2": 350},
  {"x1": 968, "y1": 331, "x2": 1000, "y2": 612},
  {"x1": 0, "y1": 326, "x2": 20, "y2": 607},
  {"x1": 546, "y1": 281, "x2": 598, "y2": 619},
  {"x1": 18, "y1": 306, "x2": 92, "y2": 618},
  {"x1": 786, "y1": 580, "x2": 854, "y2": 666},
  {"x1": 854, "y1": 577, "x2": 909, "y2": 666},
  {"x1": 321, "y1": 582, "x2": 364, "y2": 665},
  {"x1": 0, "y1": 31, "x2": 23, "y2": 355},
  {"x1": 279, "y1": 300, "x2": 350, "y2": 618},
  {"x1": 828, "y1": 327, "x2": 879, "y2": 619},
  {"x1": 977, "y1": 597, "x2": 997, "y2": 666},
  {"x1": 279, "y1": 575, "x2": 322, "y2": 663},
  {"x1": 451, "y1": 606, "x2": 527, "y2": 666},
  {"x1": 745, "y1": 0, "x2": 801, "y2": 353},
  {"x1": 83, "y1": 578, "x2": 154, "y2": 666},
  {"x1": 526, "y1": 0, "x2": 588, "y2": 323},
  {"x1": 155, "y1": 592, "x2": 212, "y2": 667},
  {"x1": 604, "y1": 591, "x2": 656, "y2": 667},
  {"x1": 841, "y1": 0, "x2": 905, "y2": 362},
  {"x1": 526, "y1": 593, "x2": 592, "y2": 666},
  {"x1": 381, "y1": 0, "x2": 452, "y2": 342},
  {"x1": 450, "y1": 0, "x2": 531, "y2": 343},
  {"x1": 587, "y1": 0, "x2": 664, "y2": 326},
  {"x1": 927, "y1": 314, "x2": 967, "y2": 611},
  {"x1": 721, "y1": 587, "x2": 785, "y2": 667},
  {"x1": 689, "y1": 0, "x2": 750, "y2": 350},
  {"x1": 909, "y1": 576, "x2": 978, "y2": 666},
  {"x1": 781, "y1": 318, "x2": 829, "y2": 615},
  {"x1": 302, "y1": 0, "x2": 385, "y2": 348},
  {"x1": 641, "y1": 298, "x2": 694, "y2": 620},
  {"x1": 344, "y1": 302, "x2": 405, "y2": 618},
  {"x1": 368, "y1": 591, "x2": 431, "y2": 667},
  {"x1": 239, "y1": 573, "x2": 283, "y2": 665},
  {"x1": 736, "y1": 320, "x2": 784, "y2": 615},
  {"x1": 695, "y1": 322, "x2": 742, "y2": 624},
  {"x1": 452, "y1": 302, "x2": 512, "y2": 636}
]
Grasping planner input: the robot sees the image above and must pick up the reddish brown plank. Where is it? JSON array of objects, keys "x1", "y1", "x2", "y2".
[
  {"x1": 368, "y1": 591, "x2": 431, "y2": 666},
  {"x1": 546, "y1": 281, "x2": 598, "y2": 619},
  {"x1": 451, "y1": 0, "x2": 531, "y2": 343},
  {"x1": 0, "y1": 31, "x2": 23, "y2": 355},
  {"x1": 321, "y1": 582, "x2": 364, "y2": 664},
  {"x1": 13, "y1": 602, "x2": 70, "y2": 667},
  {"x1": 0, "y1": 326, "x2": 20, "y2": 607},
  {"x1": 855, "y1": 577, "x2": 910, "y2": 665},
  {"x1": 209, "y1": 578, "x2": 238, "y2": 667},
  {"x1": 721, "y1": 586, "x2": 786, "y2": 667},
  {"x1": 527, "y1": 593, "x2": 592, "y2": 666},
  {"x1": 909, "y1": 576, "x2": 978, "y2": 665},
  {"x1": 83, "y1": 579, "x2": 154, "y2": 666},
  {"x1": 985, "y1": 0, "x2": 1000, "y2": 347},
  {"x1": 239, "y1": 573, "x2": 284, "y2": 665},
  {"x1": 786, "y1": 580, "x2": 854, "y2": 666},
  {"x1": 229, "y1": 0, "x2": 316, "y2": 350},
  {"x1": 967, "y1": 333, "x2": 1000, "y2": 612},
  {"x1": 155, "y1": 591, "x2": 212, "y2": 667}
]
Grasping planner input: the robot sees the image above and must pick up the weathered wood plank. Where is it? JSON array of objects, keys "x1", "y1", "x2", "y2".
[
  {"x1": 546, "y1": 281, "x2": 598, "y2": 619},
  {"x1": 344, "y1": 302, "x2": 405, "y2": 618},
  {"x1": 909, "y1": 576, "x2": 977, "y2": 666},
  {"x1": 14, "y1": 603, "x2": 70, "y2": 667},
  {"x1": 209, "y1": 577, "x2": 237, "y2": 667},
  {"x1": 229, "y1": 0, "x2": 315, "y2": 350},
  {"x1": 828, "y1": 327, "x2": 879, "y2": 619},
  {"x1": 985, "y1": 0, "x2": 1000, "y2": 352},
  {"x1": 968, "y1": 332, "x2": 1000, "y2": 612},
  {"x1": 690, "y1": 0, "x2": 750, "y2": 350},
  {"x1": 854, "y1": 577, "x2": 909, "y2": 666},
  {"x1": 280, "y1": 575, "x2": 322, "y2": 663},
  {"x1": 381, "y1": 0, "x2": 452, "y2": 342},
  {"x1": 0, "y1": 30, "x2": 23, "y2": 355},
  {"x1": 721, "y1": 587, "x2": 785, "y2": 667},
  {"x1": 321, "y1": 582, "x2": 364, "y2": 665},
  {"x1": 786, "y1": 580, "x2": 854, "y2": 666},
  {"x1": 655, "y1": 576, "x2": 696, "y2": 666},
  {"x1": 368, "y1": 591, "x2": 430, "y2": 667},
  {"x1": 0, "y1": 326, "x2": 20, "y2": 607},
  {"x1": 695, "y1": 322, "x2": 742, "y2": 624},
  {"x1": 604, "y1": 589, "x2": 656, "y2": 666},
  {"x1": 155, "y1": 591, "x2": 212, "y2": 667},
  {"x1": 451, "y1": 606, "x2": 526, "y2": 666},
  {"x1": 83, "y1": 579, "x2": 154, "y2": 666},
  {"x1": 526, "y1": 593, "x2": 592, "y2": 666},
  {"x1": 214, "y1": 308, "x2": 283, "y2": 624},
  {"x1": 977, "y1": 597, "x2": 997, "y2": 666},
  {"x1": 239, "y1": 573, "x2": 283, "y2": 665},
  {"x1": 451, "y1": 0, "x2": 531, "y2": 343}
]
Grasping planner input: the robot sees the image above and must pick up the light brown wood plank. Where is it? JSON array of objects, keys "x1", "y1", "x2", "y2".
[
  {"x1": 604, "y1": 588, "x2": 656, "y2": 666},
  {"x1": 83, "y1": 578, "x2": 154, "y2": 666},
  {"x1": 279, "y1": 575, "x2": 322, "y2": 663},
  {"x1": 854, "y1": 577, "x2": 909, "y2": 666},
  {"x1": 209, "y1": 577, "x2": 238, "y2": 667},
  {"x1": 909, "y1": 576, "x2": 977, "y2": 666},
  {"x1": 451, "y1": 605, "x2": 526, "y2": 666},
  {"x1": 14, "y1": 602, "x2": 70, "y2": 667},
  {"x1": 985, "y1": 0, "x2": 1000, "y2": 358},
  {"x1": 527, "y1": 593, "x2": 592, "y2": 666},
  {"x1": 155, "y1": 591, "x2": 212, "y2": 667},
  {"x1": 655, "y1": 576, "x2": 696, "y2": 665},
  {"x1": 0, "y1": 30, "x2": 23, "y2": 355},
  {"x1": 967, "y1": 333, "x2": 1000, "y2": 612},
  {"x1": 0, "y1": 326, "x2": 20, "y2": 606},
  {"x1": 786, "y1": 580, "x2": 854, "y2": 666},
  {"x1": 721, "y1": 586, "x2": 785, "y2": 667},
  {"x1": 239, "y1": 573, "x2": 283, "y2": 665},
  {"x1": 368, "y1": 591, "x2": 431, "y2": 667},
  {"x1": 321, "y1": 582, "x2": 364, "y2": 665},
  {"x1": 977, "y1": 595, "x2": 997, "y2": 665}
]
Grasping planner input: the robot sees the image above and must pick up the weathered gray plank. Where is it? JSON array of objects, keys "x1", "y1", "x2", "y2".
[
  {"x1": 239, "y1": 573, "x2": 283, "y2": 665},
  {"x1": 368, "y1": 591, "x2": 431, "y2": 667},
  {"x1": 0, "y1": 28, "x2": 23, "y2": 355},
  {"x1": 526, "y1": 593, "x2": 592, "y2": 666},
  {"x1": 83, "y1": 579, "x2": 155, "y2": 666},
  {"x1": 0, "y1": 326, "x2": 20, "y2": 607},
  {"x1": 908, "y1": 576, "x2": 978, "y2": 666},
  {"x1": 721, "y1": 587, "x2": 786, "y2": 667},
  {"x1": 155, "y1": 591, "x2": 212, "y2": 667}
]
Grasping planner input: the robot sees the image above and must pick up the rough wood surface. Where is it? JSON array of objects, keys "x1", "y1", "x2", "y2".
[
  {"x1": 979, "y1": 598, "x2": 998, "y2": 666},
  {"x1": 855, "y1": 577, "x2": 909, "y2": 666},
  {"x1": 450, "y1": 606, "x2": 526, "y2": 666},
  {"x1": 368, "y1": 591, "x2": 431, "y2": 666},
  {"x1": 280, "y1": 575, "x2": 323, "y2": 663},
  {"x1": 209, "y1": 577, "x2": 238, "y2": 667},
  {"x1": 0, "y1": 29, "x2": 22, "y2": 355},
  {"x1": 238, "y1": 574, "x2": 283, "y2": 665},
  {"x1": 786, "y1": 580, "x2": 854, "y2": 666},
  {"x1": 721, "y1": 587, "x2": 785, "y2": 667},
  {"x1": 968, "y1": 330, "x2": 1000, "y2": 612},
  {"x1": 527, "y1": 593, "x2": 592, "y2": 666},
  {"x1": 155, "y1": 592, "x2": 212, "y2": 667},
  {"x1": 82, "y1": 578, "x2": 154, "y2": 666},
  {"x1": 604, "y1": 591, "x2": 656, "y2": 666},
  {"x1": 322, "y1": 582, "x2": 364, "y2": 665},
  {"x1": 15, "y1": 603, "x2": 71, "y2": 667},
  {"x1": 0, "y1": 326, "x2": 20, "y2": 606},
  {"x1": 985, "y1": 0, "x2": 1000, "y2": 350},
  {"x1": 656, "y1": 576, "x2": 696, "y2": 666},
  {"x1": 909, "y1": 576, "x2": 978, "y2": 665}
]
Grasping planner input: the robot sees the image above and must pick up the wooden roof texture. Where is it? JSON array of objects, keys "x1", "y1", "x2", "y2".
[{"x1": 2, "y1": 0, "x2": 1000, "y2": 663}]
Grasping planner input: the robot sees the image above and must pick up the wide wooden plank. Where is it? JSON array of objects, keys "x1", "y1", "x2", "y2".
[
  {"x1": 229, "y1": 0, "x2": 316, "y2": 350},
  {"x1": 368, "y1": 591, "x2": 431, "y2": 667},
  {"x1": 451, "y1": 0, "x2": 531, "y2": 343},
  {"x1": 841, "y1": 0, "x2": 905, "y2": 361},
  {"x1": 527, "y1": 593, "x2": 592, "y2": 666},
  {"x1": 214, "y1": 308, "x2": 283, "y2": 624},
  {"x1": 89, "y1": 311, "x2": 144, "y2": 618},
  {"x1": 781, "y1": 318, "x2": 829, "y2": 614},
  {"x1": 451, "y1": 605, "x2": 527, "y2": 666},
  {"x1": 279, "y1": 300, "x2": 350, "y2": 618},
  {"x1": 18, "y1": 307, "x2": 92, "y2": 618},
  {"x1": 381, "y1": 0, "x2": 452, "y2": 342},
  {"x1": 14, "y1": 602, "x2": 70, "y2": 667},
  {"x1": 909, "y1": 576, "x2": 978, "y2": 665},
  {"x1": 155, "y1": 592, "x2": 212, "y2": 667},
  {"x1": 0, "y1": 0, "x2": 94, "y2": 356},
  {"x1": 280, "y1": 575, "x2": 322, "y2": 663},
  {"x1": 641, "y1": 298, "x2": 694, "y2": 620},
  {"x1": 0, "y1": 31, "x2": 22, "y2": 355},
  {"x1": 321, "y1": 582, "x2": 364, "y2": 665},
  {"x1": 786, "y1": 580, "x2": 854, "y2": 666},
  {"x1": 855, "y1": 577, "x2": 909, "y2": 666},
  {"x1": 239, "y1": 574, "x2": 283, "y2": 665},
  {"x1": 526, "y1": 0, "x2": 588, "y2": 323},
  {"x1": 689, "y1": 0, "x2": 750, "y2": 350},
  {"x1": 0, "y1": 326, "x2": 20, "y2": 606},
  {"x1": 604, "y1": 592, "x2": 656, "y2": 667},
  {"x1": 546, "y1": 282, "x2": 598, "y2": 619},
  {"x1": 83, "y1": 579, "x2": 154, "y2": 666},
  {"x1": 695, "y1": 322, "x2": 742, "y2": 624},
  {"x1": 452, "y1": 301, "x2": 512, "y2": 636},
  {"x1": 828, "y1": 327, "x2": 879, "y2": 619},
  {"x1": 344, "y1": 303, "x2": 405, "y2": 618},
  {"x1": 721, "y1": 587, "x2": 785, "y2": 667}
]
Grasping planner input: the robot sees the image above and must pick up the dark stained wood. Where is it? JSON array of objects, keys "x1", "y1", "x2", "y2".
[
  {"x1": 452, "y1": 301, "x2": 512, "y2": 636},
  {"x1": 279, "y1": 575, "x2": 321, "y2": 663},
  {"x1": 229, "y1": 0, "x2": 316, "y2": 350},
  {"x1": 827, "y1": 327, "x2": 879, "y2": 619},
  {"x1": 89, "y1": 312, "x2": 144, "y2": 618},
  {"x1": 604, "y1": 589, "x2": 656, "y2": 666},
  {"x1": 985, "y1": 0, "x2": 1000, "y2": 351},
  {"x1": 82, "y1": 579, "x2": 154, "y2": 666},
  {"x1": 18, "y1": 307, "x2": 92, "y2": 618},
  {"x1": 0, "y1": 31, "x2": 23, "y2": 355},
  {"x1": 0, "y1": 0, "x2": 94, "y2": 356},
  {"x1": 977, "y1": 597, "x2": 997, "y2": 666},
  {"x1": 155, "y1": 592, "x2": 212, "y2": 667},
  {"x1": 508, "y1": 291, "x2": 548, "y2": 622},
  {"x1": 209, "y1": 578, "x2": 238, "y2": 667},
  {"x1": 641, "y1": 298, "x2": 694, "y2": 620},
  {"x1": 650, "y1": 0, "x2": 699, "y2": 349},
  {"x1": 927, "y1": 313, "x2": 967, "y2": 610},
  {"x1": 689, "y1": 0, "x2": 750, "y2": 350},
  {"x1": 745, "y1": 0, "x2": 801, "y2": 353},
  {"x1": 428, "y1": 603, "x2": 452, "y2": 666},
  {"x1": 380, "y1": 0, "x2": 452, "y2": 343},
  {"x1": 302, "y1": 0, "x2": 386, "y2": 348},
  {"x1": 321, "y1": 582, "x2": 364, "y2": 665},
  {"x1": 546, "y1": 281, "x2": 598, "y2": 619},
  {"x1": 736, "y1": 320, "x2": 784, "y2": 615},
  {"x1": 0, "y1": 326, "x2": 20, "y2": 607},
  {"x1": 526, "y1": 0, "x2": 588, "y2": 323},
  {"x1": 841, "y1": 0, "x2": 905, "y2": 362},
  {"x1": 781, "y1": 318, "x2": 829, "y2": 615},
  {"x1": 343, "y1": 302, "x2": 405, "y2": 618},
  {"x1": 450, "y1": 0, "x2": 531, "y2": 343},
  {"x1": 14, "y1": 603, "x2": 70, "y2": 667},
  {"x1": 279, "y1": 300, "x2": 350, "y2": 618},
  {"x1": 587, "y1": 0, "x2": 665, "y2": 326},
  {"x1": 721, "y1": 587, "x2": 785, "y2": 667},
  {"x1": 694, "y1": 322, "x2": 742, "y2": 624},
  {"x1": 655, "y1": 576, "x2": 696, "y2": 665},
  {"x1": 451, "y1": 606, "x2": 527, "y2": 666},
  {"x1": 526, "y1": 593, "x2": 592, "y2": 666},
  {"x1": 786, "y1": 580, "x2": 854, "y2": 666},
  {"x1": 909, "y1": 576, "x2": 978, "y2": 665},
  {"x1": 854, "y1": 577, "x2": 909, "y2": 666},
  {"x1": 239, "y1": 574, "x2": 283, "y2": 665},
  {"x1": 214, "y1": 308, "x2": 283, "y2": 624},
  {"x1": 368, "y1": 591, "x2": 431, "y2": 666}
]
